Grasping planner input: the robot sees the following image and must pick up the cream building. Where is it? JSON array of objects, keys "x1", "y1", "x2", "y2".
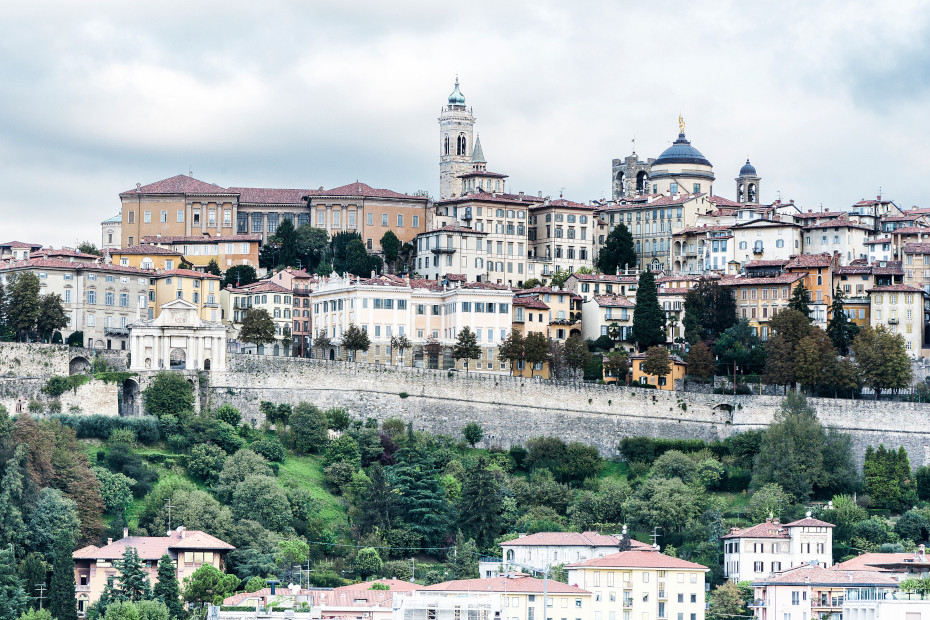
[
  {"x1": 221, "y1": 280, "x2": 294, "y2": 355},
  {"x1": 528, "y1": 199, "x2": 599, "y2": 275},
  {"x1": 564, "y1": 273, "x2": 639, "y2": 304},
  {"x1": 801, "y1": 218, "x2": 872, "y2": 265},
  {"x1": 580, "y1": 295, "x2": 634, "y2": 343},
  {"x1": 149, "y1": 269, "x2": 222, "y2": 323},
  {"x1": 565, "y1": 550, "x2": 709, "y2": 620},
  {"x1": 128, "y1": 298, "x2": 227, "y2": 371},
  {"x1": 421, "y1": 574, "x2": 593, "y2": 620},
  {"x1": 491, "y1": 532, "x2": 655, "y2": 576},
  {"x1": 722, "y1": 516, "x2": 834, "y2": 583},
  {"x1": 394, "y1": 591, "x2": 500, "y2": 620},
  {"x1": 414, "y1": 224, "x2": 489, "y2": 282},
  {"x1": 101, "y1": 214, "x2": 122, "y2": 251},
  {"x1": 730, "y1": 219, "x2": 803, "y2": 267},
  {"x1": 141, "y1": 234, "x2": 260, "y2": 270},
  {"x1": 868, "y1": 284, "x2": 927, "y2": 358}
]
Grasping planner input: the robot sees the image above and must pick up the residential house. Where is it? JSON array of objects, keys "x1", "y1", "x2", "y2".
[
  {"x1": 392, "y1": 591, "x2": 500, "y2": 620},
  {"x1": 671, "y1": 225, "x2": 733, "y2": 274},
  {"x1": 150, "y1": 269, "x2": 222, "y2": 322},
  {"x1": 867, "y1": 285, "x2": 927, "y2": 358},
  {"x1": 0, "y1": 240, "x2": 44, "y2": 261},
  {"x1": 784, "y1": 253, "x2": 838, "y2": 327},
  {"x1": 222, "y1": 280, "x2": 294, "y2": 355},
  {"x1": 801, "y1": 217, "x2": 872, "y2": 265},
  {"x1": 834, "y1": 263, "x2": 874, "y2": 327},
  {"x1": 720, "y1": 273, "x2": 805, "y2": 341},
  {"x1": 513, "y1": 286, "x2": 582, "y2": 341},
  {"x1": 580, "y1": 295, "x2": 634, "y2": 344},
  {"x1": 528, "y1": 199, "x2": 599, "y2": 275},
  {"x1": 511, "y1": 296, "x2": 551, "y2": 379},
  {"x1": 420, "y1": 574, "x2": 593, "y2": 620},
  {"x1": 414, "y1": 224, "x2": 490, "y2": 283},
  {"x1": 730, "y1": 219, "x2": 803, "y2": 267},
  {"x1": 629, "y1": 353, "x2": 687, "y2": 390},
  {"x1": 722, "y1": 516, "x2": 834, "y2": 583},
  {"x1": 564, "y1": 273, "x2": 639, "y2": 304},
  {"x1": 566, "y1": 550, "x2": 709, "y2": 620},
  {"x1": 109, "y1": 245, "x2": 183, "y2": 271},
  {"x1": 489, "y1": 532, "x2": 656, "y2": 577},
  {"x1": 73, "y1": 526, "x2": 234, "y2": 615},
  {"x1": 141, "y1": 234, "x2": 261, "y2": 271},
  {"x1": 833, "y1": 548, "x2": 930, "y2": 579}
]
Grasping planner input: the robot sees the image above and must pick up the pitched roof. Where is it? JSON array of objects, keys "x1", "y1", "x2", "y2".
[
  {"x1": 335, "y1": 579, "x2": 420, "y2": 593},
  {"x1": 73, "y1": 528, "x2": 234, "y2": 560},
  {"x1": 154, "y1": 269, "x2": 221, "y2": 280},
  {"x1": 834, "y1": 552, "x2": 930, "y2": 571},
  {"x1": 785, "y1": 253, "x2": 833, "y2": 269},
  {"x1": 499, "y1": 532, "x2": 650, "y2": 548},
  {"x1": 420, "y1": 224, "x2": 488, "y2": 235},
  {"x1": 803, "y1": 219, "x2": 873, "y2": 231},
  {"x1": 720, "y1": 274, "x2": 804, "y2": 286},
  {"x1": 0, "y1": 240, "x2": 42, "y2": 249},
  {"x1": 229, "y1": 187, "x2": 313, "y2": 204},
  {"x1": 319, "y1": 182, "x2": 425, "y2": 200},
  {"x1": 744, "y1": 259, "x2": 789, "y2": 268},
  {"x1": 565, "y1": 550, "x2": 707, "y2": 571},
  {"x1": 438, "y1": 191, "x2": 545, "y2": 206},
  {"x1": 903, "y1": 243, "x2": 930, "y2": 254},
  {"x1": 142, "y1": 234, "x2": 261, "y2": 244},
  {"x1": 110, "y1": 244, "x2": 183, "y2": 256},
  {"x1": 722, "y1": 519, "x2": 790, "y2": 540},
  {"x1": 675, "y1": 225, "x2": 733, "y2": 235},
  {"x1": 421, "y1": 574, "x2": 590, "y2": 594},
  {"x1": 0, "y1": 258, "x2": 154, "y2": 276},
  {"x1": 529, "y1": 199, "x2": 597, "y2": 211},
  {"x1": 120, "y1": 175, "x2": 234, "y2": 196},
  {"x1": 512, "y1": 297, "x2": 549, "y2": 310},
  {"x1": 708, "y1": 196, "x2": 743, "y2": 208},
  {"x1": 867, "y1": 285, "x2": 925, "y2": 293},
  {"x1": 515, "y1": 286, "x2": 581, "y2": 299},
  {"x1": 226, "y1": 280, "x2": 292, "y2": 294},
  {"x1": 753, "y1": 564, "x2": 899, "y2": 587},
  {"x1": 594, "y1": 295, "x2": 635, "y2": 308},
  {"x1": 783, "y1": 517, "x2": 835, "y2": 528},
  {"x1": 835, "y1": 265, "x2": 873, "y2": 275},
  {"x1": 568, "y1": 273, "x2": 639, "y2": 283}
]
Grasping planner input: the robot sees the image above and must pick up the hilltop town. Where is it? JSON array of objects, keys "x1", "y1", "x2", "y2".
[{"x1": 2, "y1": 80, "x2": 930, "y2": 620}]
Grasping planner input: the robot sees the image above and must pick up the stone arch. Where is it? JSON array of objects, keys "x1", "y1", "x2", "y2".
[
  {"x1": 636, "y1": 171, "x2": 647, "y2": 193},
  {"x1": 204, "y1": 358, "x2": 211, "y2": 371},
  {"x1": 748, "y1": 183, "x2": 757, "y2": 203},
  {"x1": 169, "y1": 348, "x2": 186, "y2": 370},
  {"x1": 506, "y1": 549, "x2": 515, "y2": 561},
  {"x1": 674, "y1": 241, "x2": 682, "y2": 255},
  {"x1": 120, "y1": 378, "x2": 140, "y2": 417},
  {"x1": 69, "y1": 356, "x2": 91, "y2": 375},
  {"x1": 329, "y1": 348, "x2": 335, "y2": 361},
  {"x1": 674, "y1": 260, "x2": 682, "y2": 272}
]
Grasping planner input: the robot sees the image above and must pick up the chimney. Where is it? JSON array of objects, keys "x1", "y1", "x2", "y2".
[
  {"x1": 123, "y1": 527, "x2": 129, "y2": 539},
  {"x1": 920, "y1": 544, "x2": 926, "y2": 556},
  {"x1": 107, "y1": 538, "x2": 113, "y2": 545}
]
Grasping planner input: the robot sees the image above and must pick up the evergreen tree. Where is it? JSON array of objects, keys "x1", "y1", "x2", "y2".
[
  {"x1": 685, "y1": 341, "x2": 714, "y2": 379},
  {"x1": 7, "y1": 273, "x2": 41, "y2": 341},
  {"x1": 222, "y1": 265, "x2": 257, "y2": 289},
  {"x1": 238, "y1": 309, "x2": 276, "y2": 347},
  {"x1": 358, "y1": 463, "x2": 395, "y2": 534},
  {"x1": 631, "y1": 270, "x2": 665, "y2": 351},
  {"x1": 458, "y1": 456, "x2": 502, "y2": 548},
  {"x1": 152, "y1": 554, "x2": 183, "y2": 620},
  {"x1": 852, "y1": 325, "x2": 913, "y2": 398},
  {"x1": 452, "y1": 327, "x2": 481, "y2": 372},
  {"x1": 0, "y1": 279, "x2": 11, "y2": 341},
  {"x1": 49, "y1": 530, "x2": 77, "y2": 620},
  {"x1": 380, "y1": 231, "x2": 401, "y2": 271},
  {"x1": 447, "y1": 533, "x2": 479, "y2": 580},
  {"x1": 17, "y1": 553, "x2": 48, "y2": 610},
  {"x1": 0, "y1": 445, "x2": 29, "y2": 553},
  {"x1": 114, "y1": 548, "x2": 152, "y2": 602},
  {"x1": 345, "y1": 239, "x2": 373, "y2": 277},
  {"x1": 788, "y1": 282, "x2": 812, "y2": 319},
  {"x1": 596, "y1": 224, "x2": 637, "y2": 274},
  {"x1": 826, "y1": 287, "x2": 858, "y2": 355},
  {"x1": 204, "y1": 260, "x2": 221, "y2": 277},
  {"x1": 273, "y1": 218, "x2": 298, "y2": 268},
  {"x1": 330, "y1": 231, "x2": 364, "y2": 274},
  {"x1": 390, "y1": 446, "x2": 451, "y2": 547},
  {"x1": 0, "y1": 546, "x2": 28, "y2": 620},
  {"x1": 36, "y1": 294, "x2": 68, "y2": 343},
  {"x1": 296, "y1": 226, "x2": 329, "y2": 271},
  {"x1": 683, "y1": 279, "x2": 737, "y2": 344}
]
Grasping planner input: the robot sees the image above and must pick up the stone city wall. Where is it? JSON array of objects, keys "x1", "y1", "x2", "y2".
[
  {"x1": 208, "y1": 355, "x2": 930, "y2": 468},
  {"x1": 0, "y1": 376, "x2": 119, "y2": 416}
]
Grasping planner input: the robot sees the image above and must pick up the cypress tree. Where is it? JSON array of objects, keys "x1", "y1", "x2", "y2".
[
  {"x1": 597, "y1": 223, "x2": 637, "y2": 274},
  {"x1": 0, "y1": 445, "x2": 29, "y2": 553},
  {"x1": 152, "y1": 554, "x2": 183, "y2": 620},
  {"x1": 826, "y1": 286, "x2": 858, "y2": 355},
  {"x1": 788, "y1": 282, "x2": 812, "y2": 319},
  {"x1": 0, "y1": 545, "x2": 28, "y2": 620},
  {"x1": 49, "y1": 529, "x2": 77, "y2": 620},
  {"x1": 631, "y1": 270, "x2": 666, "y2": 351},
  {"x1": 114, "y1": 547, "x2": 152, "y2": 602},
  {"x1": 17, "y1": 553, "x2": 48, "y2": 610},
  {"x1": 458, "y1": 456, "x2": 502, "y2": 548}
]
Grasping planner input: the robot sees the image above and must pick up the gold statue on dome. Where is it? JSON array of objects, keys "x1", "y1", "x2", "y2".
[{"x1": 678, "y1": 115, "x2": 685, "y2": 134}]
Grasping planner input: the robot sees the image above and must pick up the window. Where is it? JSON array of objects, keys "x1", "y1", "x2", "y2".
[
  {"x1": 382, "y1": 213, "x2": 388, "y2": 226},
  {"x1": 160, "y1": 210, "x2": 167, "y2": 223}
]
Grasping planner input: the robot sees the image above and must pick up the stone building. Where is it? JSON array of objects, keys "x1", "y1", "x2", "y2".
[
  {"x1": 128, "y1": 298, "x2": 227, "y2": 371},
  {"x1": 438, "y1": 78, "x2": 476, "y2": 201}
]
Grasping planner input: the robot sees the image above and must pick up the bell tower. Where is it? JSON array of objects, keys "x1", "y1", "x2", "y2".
[
  {"x1": 439, "y1": 78, "x2": 475, "y2": 200},
  {"x1": 736, "y1": 159, "x2": 761, "y2": 204}
]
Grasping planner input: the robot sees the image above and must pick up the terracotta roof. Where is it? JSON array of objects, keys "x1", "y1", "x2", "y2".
[
  {"x1": 142, "y1": 234, "x2": 261, "y2": 244},
  {"x1": 459, "y1": 281, "x2": 510, "y2": 291},
  {"x1": 73, "y1": 528, "x2": 234, "y2": 560},
  {"x1": 604, "y1": 193, "x2": 704, "y2": 211},
  {"x1": 753, "y1": 564, "x2": 899, "y2": 587},
  {"x1": 500, "y1": 532, "x2": 644, "y2": 548},
  {"x1": 438, "y1": 191, "x2": 545, "y2": 206},
  {"x1": 803, "y1": 219, "x2": 873, "y2": 231},
  {"x1": 722, "y1": 519, "x2": 790, "y2": 540},
  {"x1": 867, "y1": 285, "x2": 925, "y2": 293},
  {"x1": 744, "y1": 259, "x2": 789, "y2": 268},
  {"x1": 319, "y1": 182, "x2": 425, "y2": 201},
  {"x1": 907, "y1": 208, "x2": 930, "y2": 215},
  {"x1": 0, "y1": 241, "x2": 42, "y2": 249},
  {"x1": 882, "y1": 215, "x2": 918, "y2": 222},
  {"x1": 120, "y1": 175, "x2": 234, "y2": 196},
  {"x1": 676, "y1": 225, "x2": 733, "y2": 235},
  {"x1": 903, "y1": 243, "x2": 930, "y2": 254},
  {"x1": 889, "y1": 226, "x2": 930, "y2": 236},
  {"x1": 658, "y1": 287, "x2": 690, "y2": 295},
  {"x1": 732, "y1": 219, "x2": 801, "y2": 229},
  {"x1": 720, "y1": 274, "x2": 805, "y2": 286},
  {"x1": 872, "y1": 261, "x2": 903, "y2": 275},
  {"x1": 529, "y1": 199, "x2": 597, "y2": 211},
  {"x1": 795, "y1": 211, "x2": 847, "y2": 219},
  {"x1": 111, "y1": 245, "x2": 183, "y2": 256},
  {"x1": 155, "y1": 269, "x2": 221, "y2": 280},
  {"x1": 708, "y1": 196, "x2": 743, "y2": 208},
  {"x1": 336, "y1": 579, "x2": 420, "y2": 592},
  {"x1": 594, "y1": 295, "x2": 635, "y2": 308},
  {"x1": 565, "y1": 550, "x2": 707, "y2": 571},
  {"x1": 784, "y1": 517, "x2": 835, "y2": 528},
  {"x1": 0, "y1": 258, "x2": 154, "y2": 276},
  {"x1": 445, "y1": 274, "x2": 467, "y2": 282},
  {"x1": 785, "y1": 253, "x2": 833, "y2": 269},
  {"x1": 32, "y1": 248, "x2": 101, "y2": 260},
  {"x1": 421, "y1": 575, "x2": 590, "y2": 594},
  {"x1": 513, "y1": 297, "x2": 549, "y2": 310},
  {"x1": 420, "y1": 225, "x2": 488, "y2": 235},
  {"x1": 457, "y1": 170, "x2": 509, "y2": 179},
  {"x1": 229, "y1": 187, "x2": 313, "y2": 204},
  {"x1": 834, "y1": 552, "x2": 930, "y2": 572},
  {"x1": 227, "y1": 280, "x2": 292, "y2": 294},
  {"x1": 568, "y1": 273, "x2": 639, "y2": 283},
  {"x1": 516, "y1": 286, "x2": 582, "y2": 299}
]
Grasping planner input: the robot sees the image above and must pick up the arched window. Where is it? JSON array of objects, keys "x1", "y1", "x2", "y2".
[
  {"x1": 817, "y1": 275, "x2": 823, "y2": 285},
  {"x1": 506, "y1": 550, "x2": 514, "y2": 561},
  {"x1": 738, "y1": 183, "x2": 745, "y2": 201},
  {"x1": 457, "y1": 133, "x2": 466, "y2": 156},
  {"x1": 444, "y1": 134, "x2": 450, "y2": 155},
  {"x1": 748, "y1": 184, "x2": 757, "y2": 202}
]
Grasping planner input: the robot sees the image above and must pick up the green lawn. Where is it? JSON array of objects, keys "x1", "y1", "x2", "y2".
[{"x1": 277, "y1": 454, "x2": 348, "y2": 527}]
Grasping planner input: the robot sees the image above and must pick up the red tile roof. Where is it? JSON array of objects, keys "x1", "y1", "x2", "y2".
[
  {"x1": 73, "y1": 529, "x2": 233, "y2": 560},
  {"x1": 142, "y1": 234, "x2": 261, "y2": 244},
  {"x1": 421, "y1": 574, "x2": 590, "y2": 594},
  {"x1": 658, "y1": 287, "x2": 690, "y2": 295},
  {"x1": 438, "y1": 191, "x2": 545, "y2": 206},
  {"x1": 515, "y1": 286, "x2": 582, "y2": 299},
  {"x1": 753, "y1": 564, "x2": 899, "y2": 587},
  {"x1": 882, "y1": 215, "x2": 918, "y2": 222},
  {"x1": 708, "y1": 196, "x2": 743, "y2": 208},
  {"x1": 565, "y1": 550, "x2": 707, "y2": 571},
  {"x1": 803, "y1": 219, "x2": 873, "y2": 231},
  {"x1": 420, "y1": 225, "x2": 488, "y2": 235},
  {"x1": 722, "y1": 519, "x2": 790, "y2": 540},
  {"x1": 0, "y1": 258, "x2": 154, "y2": 276},
  {"x1": 0, "y1": 241, "x2": 43, "y2": 249},
  {"x1": 903, "y1": 243, "x2": 930, "y2": 254},
  {"x1": 604, "y1": 193, "x2": 704, "y2": 211},
  {"x1": 676, "y1": 225, "x2": 733, "y2": 235},
  {"x1": 459, "y1": 281, "x2": 510, "y2": 291},
  {"x1": 513, "y1": 297, "x2": 549, "y2": 310},
  {"x1": 720, "y1": 274, "x2": 804, "y2": 286},
  {"x1": 111, "y1": 245, "x2": 183, "y2": 256},
  {"x1": 155, "y1": 269, "x2": 221, "y2": 280},
  {"x1": 834, "y1": 552, "x2": 930, "y2": 571},
  {"x1": 785, "y1": 253, "x2": 833, "y2": 269},
  {"x1": 593, "y1": 295, "x2": 635, "y2": 308},
  {"x1": 889, "y1": 226, "x2": 930, "y2": 236},
  {"x1": 32, "y1": 248, "x2": 101, "y2": 260},
  {"x1": 784, "y1": 517, "x2": 835, "y2": 528},
  {"x1": 229, "y1": 187, "x2": 313, "y2": 204},
  {"x1": 120, "y1": 175, "x2": 235, "y2": 196},
  {"x1": 744, "y1": 259, "x2": 789, "y2": 268},
  {"x1": 568, "y1": 273, "x2": 639, "y2": 283},
  {"x1": 320, "y1": 182, "x2": 426, "y2": 201},
  {"x1": 872, "y1": 261, "x2": 903, "y2": 274},
  {"x1": 227, "y1": 280, "x2": 292, "y2": 294},
  {"x1": 529, "y1": 199, "x2": 597, "y2": 211},
  {"x1": 867, "y1": 285, "x2": 925, "y2": 293}
]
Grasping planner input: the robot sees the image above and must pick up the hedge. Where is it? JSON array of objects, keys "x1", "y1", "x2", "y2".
[{"x1": 50, "y1": 415, "x2": 160, "y2": 444}]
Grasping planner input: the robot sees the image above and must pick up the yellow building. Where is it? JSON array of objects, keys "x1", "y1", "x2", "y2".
[
  {"x1": 514, "y1": 286, "x2": 582, "y2": 341},
  {"x1": 566, "y1": 550, "x2": 709, "y2": 620},
  {"x1": 510, "y1": 296, "x2": 551, "y2": 379},
  {"x1": 720, "y1": 273, "x2": 805, "y2": 341},
  {"x1": 109, "y1": 245, "x2": 183, "y2": 271},
  {"x1": 868, "y1": 284, "x2": 927, "y2": 358},
  {"x1": 142, "y1": 234, "x2": 260, "y2": 270},
  {"x1": 150, "y1": 269, "x2": 222, "y2": 322},
  {"x1": 630, "y1": 352, "x2": 687, "y2": 390},
  {"x1": 834, "y1": 262, "x2": 874, "y2": 327},
  {"x1": 421, "y1": 574, "x2": 593, "y2": 620}
]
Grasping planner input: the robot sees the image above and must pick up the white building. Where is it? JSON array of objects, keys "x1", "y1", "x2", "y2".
[
  {"x1": 730, "y1": 219, "x2": 803, "y2": 267},
  {"x1": 722, "y1": 516, "x2": 834, "y2": 583},
  {"x1": 101, "y1": 214, "x2": 122, "y2": 251},
  {"x1": 128, "y1": 299, "x2": 227, "y2": 372},
  {"x1": 580, "y1": 295, "x2": 634, "y2": 343},
  {"x1": 414, "y1": 224, "x2": 489, "y2": 282},
  {"x1": 844, "y1": 597, "x2": 930, "y2": 620},
  {"x1": 802, "y1": 218, "x2": 872, "y2": 265},
  {"x1": 485, "y1": 532, "x2": 655, "y2": 577},
  {"x1": 392, "y1": 591, "x2": 500, "y2": 620}
]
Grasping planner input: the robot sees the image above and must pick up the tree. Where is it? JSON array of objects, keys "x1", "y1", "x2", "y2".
[
  {"x1": 864, "y1": 445, "x2": 915, "y2": 511},
  {"x1": 312, "y1": 328, "x2": 332, "y2": 360},
  {"x1": 563, "y1": 336, "x2": 590, "y2": 376},
  {"x1": 380, "y1": 231, "x2": 401, "y2": 271},
  {"x1": 345, "y1": 239, "x2": 373, "y2": 277},
  {"x1": 358, "y1": 463, "x2": 396, "y2": 534},
  {"x1": 36, "y1": 294, "x2": 68, "y2": 343},
  {"x1": 390, "y1": 334, "x2": 412, "y2": 365},
  {"x1": 113, "y1": 548, "x2": 152, "y2": 602},
  {"x1": 77, "y1": 241, "x2": 103, "y2": 256},
  {"x1": 522, "y1": 278, "x2": 543, "y2": 289},
  {"x1": 273, "y1": 218, "x2": 298, "y2": 268},
  {"x1": 747, "y1": 483, "x2": 793, "y2": 522},
  {"x1": 94, "y1": 467, "x2": 135, "y2": 515},
  {"x1": 142, "y1": 372, "x2": 195, "y2": 420},
  {"x1": 330, "y1": 231, "x2": 363, "y2": 273},
  {"x1": 0, "y1": 546, "x2": 27, "y2": 620},
  {"x1": 641, "y1": 346, "x2": 671, "y2": 379},
  {"x1": 462, "y1": 422, "x2": 483, "y2": 448},
  {"x1": 631, "y1": 270, "x2": 665, "y2": 351},
  {"x1": 458, "y1": 457, "x2": 502, "y2": 548},
  {"x1": 49, "y1": 530, "x2": 77, "y2": 620},
  {"x1": 788, "y1": 282, "x2": 812, "y2": 319},
  {"x1": 452, "y1": 327, "x2": 481, "y2": 372},
  {"x1": 214, "y1": 404, "x2": 241, "y2": 427},
  {"x1": 295, "y1": 225, "x2": 329, "y2": 271},
  {"x1": 826, "y1": 287, "x2": 858, "y2": 355},
  {"x1": 290, "y1": 403, "x2": 329, "y2": 454},
  {"x1": 794, "y1": 328, "x2": 837, "y2": 393},
  {"x1": 683, "y1": 280, "x2": 738, "y2": 345},
  {"x1": 223, "y1": 265, "x2": 257, "y2": 289},
  {"x1": 152, "y1": 554, "x2": 183, "y2": 620},
  {"x1": 182, "y1": 564, "x2": 239, "y2": 607},
  {"x1": 0, "y1": 445, "x2": 28, "y2": 553},
  {"x1": 231, "y1": 476, "x2": 292, "y2": 533},
  {"x1": 762, "y1": 309, "x2": 812, "y2": 388},
  {"x1": 708, "y1": 581, "x2": 751, "y2": 620},
  {"x1": 685, "y1": 340, "x2": 714, "y2": 379},
  {"x1": 753, "y1": 393, "x2": 831, "y2": 501},
  {"x1": 597, "y1": 223, "x2": 637, "y2": 274},
  {"x1": 204, "y1": 259, "x2": 221, "y2": 277},
  {"x1": 549, "y1": 269, "x2": 571, "y2": 288},
  {"x1": 341, "y1": 323, "x2": 370, "y2": 362},
  {"x1": 323, "y1": 435, "x2": 361, "y2": 469},
  {"x1": 447, "y1": 533, "x2": 479, "y2": 580},
  {"x1": 353, "y1": 548, "x2": 383, "y2": 579},
  {"x1": 18, "y1": 553, "x2": 48, "y2": 610},
  {"x1": 852, "y1": 325, "x2": 913, "y2": 397},
  {"x1": 390, "y1": 446, "x2": 452, "y2": 546},
  {"x1": 603, "y1": 352, "x2": 628, "y2": 382},
  {"x1": 524, "y1": 332, "x2": 549, "y2": 368},
  {"x1": 7, "y1": 273, "x2": 41, "y2": 341},
  {"x1": 185, "y1": 444, "x2": 227, "y2": 483},
  {"x1": 239, "y1": 309, "x2": 276, "y2": 347},
  {"x1": 623, "y1": 477, "x2": 703, "y2": 533},
  {"x1": 498, "y1": 330, "x2": 526, "y2": 373},
  {"x1": 30, "y1": 488, "x2": 81, "y2": 563}
]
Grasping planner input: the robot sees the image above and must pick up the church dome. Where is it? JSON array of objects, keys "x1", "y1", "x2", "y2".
[
  {"x1": 652, "y1": 133, "x2": 712, "y2": 167},
  {"x1": 739, "y1": 159, "x2": 757, "y2": 177},
  {"x1": 448, "y1": 79, "x2": 465, "y2": 106}
]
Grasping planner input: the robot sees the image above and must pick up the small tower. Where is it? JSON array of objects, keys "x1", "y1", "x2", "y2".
[
  {"x1": 736, "y1": 159, "x2": 761, "y2": 204},
  {"x1": 439, "y1": 78, "x2": 475, "y2": 200}
]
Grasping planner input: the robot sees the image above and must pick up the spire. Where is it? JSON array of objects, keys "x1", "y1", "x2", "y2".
[
  {"x1": 448, "y1": 77, "x2": 466, "y2": 106},
  {"x1": 472, "y1": 135, "x2": 486, "y2": 163}
]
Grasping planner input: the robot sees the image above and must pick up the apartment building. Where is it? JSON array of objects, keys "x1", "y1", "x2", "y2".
[
  {"x1": 834, "y1": 263, "x2": 874, "y2": 327},
  {"x1": 510, "y1": 296, "x2": 550, "y2": 379},
  {"x1": 581, "y1": 295, "x2": 634, "y2": 343},
  {"x1": 0, "y1": 241, "x2": 43, "y2": 262},
  {"x1": 141, "y1": 234, "x2": 260, "y2": 270},
  {"x1": 629, "y1": 353, "x2": 688, "y2": 390},
  {"x1": 903, "y1": 243, "x2": 930, "y2": 294},
  {"x1": 564, "y1": 273, "x2": 639, "y2": 304},
  {"x1": 671, "y1": 225, "x2": 733, "y2": 274},
  {"x1": 414, "y1": 224, "x2": 489, "y2": 282},
  {"x1": 723, "y1": 516, "x2": 834, "y2": 583},
  {"x1": 867, "y1": 284, "x2": 927, "y2": 357},
  {"x1": 801, "y1": 218, "x2": 871, "y2": 264},
  {"x1": 221, "y1": 280, "x2": 294, "y2": 355},
  {"x1": 513, "y1": 286, "x2": 582, "y2": 341},
  {"x1": 784, "y1": 253, "x2": 837, "y2": 327},
  {"x1": 310, "y1": 274, "x2": 513, "y2": 371},
  {"x1": 0, "y1": 258, "x2": 151, "y2": 350},
  {"x1": 528, "y1": 199, "x2": 599, "y2": 274},
  {"x1": 264, "y1": 268, "x2": 317, "y2": 357},
  {"x1": 109, "y1": 245, "x2": 183, "y2": 271},
  {"x1": 720, "y1": 273, "x2": 805, "y2": 341},
  {"x1": 566, "y1": 550, "x2": 709, "y2": 620},
  {"x1": 420, "y1": 574, "x2": 593, "y2": 620},
  {"x1": 730, "y1": 219, "x2": 803, "y2": 267},
  {"x1": 150, "y1": 269, "x2": 222, "y2": 322}
]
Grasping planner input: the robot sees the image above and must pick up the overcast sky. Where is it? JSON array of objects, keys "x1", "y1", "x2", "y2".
[{"x1": 2, "y1": 1, "x2": 929, "y2": 248}]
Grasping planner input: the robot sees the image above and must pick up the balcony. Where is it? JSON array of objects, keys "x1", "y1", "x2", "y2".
[
  {"x1": 658, "y1": 591, "x2": 667, "y2": 600},
  {"x1": 622, "y1": 599, "x2": 633, "y2": 608},
  {"x1": 104, "y1": 327, "x2": 129, "y2": 336},
  {"x1": 431, "y1": 247, "x2": 456, "y2": 254},
  {"x1": 748, "y1": 600, "x2": 766, "y2": 608},
  {"x1": 76, "y1": 585, "x2": 90, "y2": 593},
  {"x1": 888, "y1": 318, "x2": 899, "y2": 324}
]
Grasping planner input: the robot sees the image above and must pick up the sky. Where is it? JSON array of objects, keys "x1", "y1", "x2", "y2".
[{"x1": 2, "y1": 0, "x2": 929, "y2": 248}]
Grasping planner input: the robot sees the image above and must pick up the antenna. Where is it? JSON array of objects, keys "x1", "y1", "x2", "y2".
[
  {"x1": 164, "y1": 499, "x2": 175, "y2": 533},
  {"x1": 649, "y1": 526, "x2": 663, "y2": 548},
  {"x1": 35, "y1": 583, "x2": 47, "y2": 610}
]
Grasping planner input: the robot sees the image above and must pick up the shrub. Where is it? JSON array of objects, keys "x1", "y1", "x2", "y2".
[
  {"x1": 326, "y1": 407, "x2": 351, "y2": 431},
  {"x1": 50, "y1": 415, "x2": 159, "y2": 444},
  {"x1": 323, "y1": 462, "x2": 356, "y2": 492},
  {"x1": 106, "y1": 443, "x2": 159, "y2": 497},
  {"x1": 251, "y1": 436, "x2": 286, "y2": 462},
  {"x1": 215, "y1": 404, "x2": 241, "y2": 427},
  {"x1": 167, "y1": 434, "x2": 189, "y2": 453},
  {"x1": 43, "y1": 375, "x2": 90, "y2": 397},
  {"x1": 186, "y1": 443, "x2": 228, "y2": 483},
  {"x1": 28, "y1": 399, "x2": 43, "y2": 413},
  {"x1": 66, "y1": 331, "x2": 84, "y2": 347},
  {"x1": 619, "y1": 437, "x2": 655, "y2": 464}
]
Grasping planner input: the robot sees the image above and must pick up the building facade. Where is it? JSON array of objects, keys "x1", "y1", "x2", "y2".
[{"x1": 723, "y1": 516, "x2": 834, "y2": 583}]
